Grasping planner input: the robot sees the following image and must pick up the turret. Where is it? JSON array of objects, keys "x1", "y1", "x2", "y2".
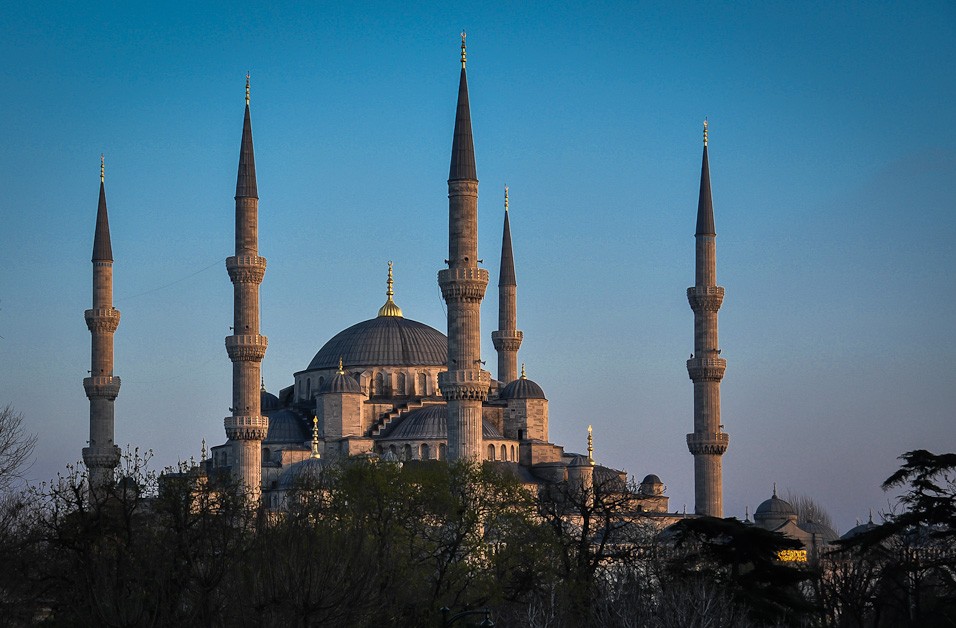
[
  {"x1": 492, "y1": 186, "x2": 523, "y2": 385},
  {"x1": 83, "y1": 155, "x2": 122, "y2": 495},
  {"x1": 224, "y1": 75, "x2": 269, "y2": 498},
  {"x1": 437, "y1": 33, "x2": 490, "y2": 461},
  {"x1": 686, "y1": 120, "x2": 729, "y2": 517}
]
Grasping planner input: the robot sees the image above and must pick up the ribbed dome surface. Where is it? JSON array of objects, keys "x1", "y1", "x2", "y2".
[
  {"x1": 641, "y1": 474, "x2": 663, "y2": 485},
  {"x1": 841, "y1": 520, "x2": 878, "y2": 540},
  {"x1": 261, "y1": 389, "x2": 280, "y2": 412},
  {"x1": 320, "y1": 372, "x2": 361, "y2": 394},
  {"x1": 277, "y1": 457, "x2": 328, "y2": 489},
  {"x1": 799, "y1": 520, "x2": 838, "y2": 543},
  {"x1": 755, "y1": 495, "x2": 796, "y2": 518},
  {"x1": 383, "y1": 405, "x2": 502, "y2": 440},
  {"x1": 307, "y1": 317, "x2": 447, "y2": 371},
  {"x1": 263, "y1": 410, "x2": 308, "y2": 444},
  {"x1": 500, "y1": 377, "x2": 546, "y2": 400}
]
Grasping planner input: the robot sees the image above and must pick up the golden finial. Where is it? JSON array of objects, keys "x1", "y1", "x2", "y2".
[
  {"x1": 504, "y1": 185, "x2": 509, "y2": 212},
  {"x1": 703, "y1": 117, "x2": 708, "y2": 147},
  {"x1": 338, "y1": 357, "x2": 345, "y2": 375},
  {"x1": 100, "y1": 154, "x2": 105, "y2": 183},
  {"x1": 460, "y1": 31, "x2": 467, "y2": 68},
  {"x1": 310, "y1": 416, "x2": 321, "y2": 459},
  {"x1": 520, "y1": 363, "x2": 526, "y2": 379},
  {"x1": 377, "y1": 261, "x2": 404, "y2": 317},
  {"x1": 587, "y1": 424, "x2": 594, "y2": 465},
  {"x1": 245, "y1": 72, "x2": 250, "y2": 106},
  {"x1": 200, "y1": 438, "x2": 207, "y2": 462}
]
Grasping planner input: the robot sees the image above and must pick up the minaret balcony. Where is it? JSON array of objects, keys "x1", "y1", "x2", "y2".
[
  {"x1": 225, "y1": 334, "x2": 268, "y2": 361},
  {"x1": 224, "y1": 415, "x2": 269, "y2": 441},
  {"x1": 82, "y1": 445, "x2": 121, "y2": 468},
  {"x1": 687, "y1": 286, "x2": 724, "y2": 312},
  {"x1": 226, "y1": 255, "x2": 267, "y2": 284},
  {"x1": 686, "y1": 432, "x2": 729, "y2": 456},
  {"x1": 438, "y1": 268, "x2": 489, "y2": 302},
  {"x1": 83, "y1": 375, "x2": 121, "y2": 399},
  {"x1": 686, "y1": 356, "x2": 726, "y2": 381},
  {"x1": 438, "y1": 369, "x2": 490, "y2": 401},
  {"x1": 84, "y1": 308, "x2": 121, "y2": 333},
  {"x1": 492, "y1": 330, "x2": 523, "y2": 352}
]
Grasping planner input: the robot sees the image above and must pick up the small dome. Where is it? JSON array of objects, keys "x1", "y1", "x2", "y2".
[
  {"x1": 261, "y1": 389, "x2": 280, "y2": 412},
  {"x1": 277, "y1": 457, "x2": 329, "y2": 490},
  {"x1": 320, "y1": 371, "x2": 361, "y2": 394},
  {"x1": 382, "y1": 405, "x2": 503, "y2": 440},
  {"x1": 264, "y1": 409, "x2": 308, "y2": 444},
  {"x1": 500, "y1": 368, "x2": 546, "y2": 400},
  {"x1": 568, "y1": 454, "x2": 591, "y2": 468},
  {"x1": 841, "y1": 518, "x2": 879, "y2": 541},
  {"x1": 641, "y1": 474, "x2": 663, "y2": 485},
  {"x1": 754, "y1": 494, "x2": 797, "y2": 520}
]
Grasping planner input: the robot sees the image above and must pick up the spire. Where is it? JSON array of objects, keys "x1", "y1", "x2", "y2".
[
  {"x1": 520, "y1": 363, "x2": 526, "y2": 379},
  {"x1": 201, "y1": 438, "x2": 207, "y2": 462},
  {"x1": 587, "y1": 424, "x2": 594, "y2": 466},
  {"x1": 236, "y1": 74, "x2": 258, "y2": 199},
  {"x1": 448, "y1": 33, "x2": 477, "y2": 181},
  {"x1": 499, "y1": 185, "x2": 516, "y2": 286},
  {"x1": 377, "y1": 261, "x2": 404, "y2": 317},
  {"x1": 695, "y1": 119, "x2": 715, "y2": 236},
  {"x1": 772, "y1": 482, "x2": 777, "y2": 498},
  {"x1": 92, "y1": 154, "x2": 113, "y2": 262},
  {"x1": 310, "y1": 416, "x2": 321, "y2": 459}
]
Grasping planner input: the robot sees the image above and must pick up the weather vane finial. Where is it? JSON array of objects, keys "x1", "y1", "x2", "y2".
[
  {"x1": 245, "y1": 72, "x2": 251, "y2": 106},
  {"x1": 460, "y1": 31, "x2": 467, "y2": 68},
  {"x1": 587, "y1": 424, "x2": 594, "y2": 465},
  {"x1": 504, "y1": 185, "x2": 509, "y2": 212},
  {"x1": 703, "y1": 117, "x2": 708, "y2": 147},
  {"x1": 100, "y1": 154, "x2": 105, "y2": 183}
]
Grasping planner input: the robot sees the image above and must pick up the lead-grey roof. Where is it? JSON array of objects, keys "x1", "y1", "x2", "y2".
[
  {"x1": 448, "y1": 67, "x2": 476, "y2": 181},
  {"x1": 500, "y1": 377, "x2": 546, "y2": 400},
  {"x1": 307, "y1": 316, "x2": 447, "y2": 371},
  {"x1": 92, "y1": 179, "x2": 112, "y2": 262},
  {"x1": 320, "y1": 371, "x2": 361, "y2": 394},
  {"x1": 382, "y1": 405, "x2": 502, "y2": 440},
  {"x1": 236, "y1": 103, "x2": 258, "y2": 199},
  {"x1": 263, "y1": 409, "x2": 308, "y2": 444},
  {"x1": 754, "y1": 494, "x2": 796, "y2": 518},
  {"x1": 696, "y1": 144, "x2": 715, "y2": 236}
]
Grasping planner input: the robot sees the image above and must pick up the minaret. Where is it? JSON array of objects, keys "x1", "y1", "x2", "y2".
[
  {"x1": 224, "y1": 74, "x2": 268, "y2": 496},
  {"x1": 437, "y1": 32, "x2": 490, "y2": 461},
  {"x1": 83, "y1": 155, "x2": 122, "y2": 493},
  {"x1": 686, "y1": 119, "x2": 729, "y2": 517},
  {"x1": 492, "y1": 185, "x2": 523, "y2": 385}
]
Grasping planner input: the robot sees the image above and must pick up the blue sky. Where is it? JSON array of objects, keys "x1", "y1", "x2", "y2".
[{"x1": 1, "y1": 2, "x2": 954, "y2": 531}]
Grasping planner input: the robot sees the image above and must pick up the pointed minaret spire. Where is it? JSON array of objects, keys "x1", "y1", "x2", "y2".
[
  {"x1": 492, "y1": 184, "x2": 522, "y2": 384},
  {"x1": 225, "y1": 75, "x2": 268, "y2": 500},
  {"x1": 587, "y1": 424, "x2": 594, "y2": 466},
  {"x1": 687, "y1": 119, "x2": 728, "y2": 517},
  {"x1": 84, "y1": 155, "x2": 122, "y2": 495},
  {"x1": 439, "y1": 35, "x2": 489, "y2": 461}
]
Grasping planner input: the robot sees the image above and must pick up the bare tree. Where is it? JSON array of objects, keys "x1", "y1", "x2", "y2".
[
  {"x1": 786, "y1": 489, "x2": 836, "y2": 532},
  {"x1": 0, "y1": 405, "x2": 36, "y2": 493}
]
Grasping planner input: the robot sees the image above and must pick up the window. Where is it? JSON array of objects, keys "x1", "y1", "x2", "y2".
[
  {"x1": 421, "y1": 443, "x2": 430, "y2": 460},
  {"x1": 501, "y1": 444, "x2": 507, "y2": 461},
  {"x1": 487, "y1": 444, "x2": 495, "y2": 460}
]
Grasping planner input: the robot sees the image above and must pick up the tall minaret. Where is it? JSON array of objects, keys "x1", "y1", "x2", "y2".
[
  {"x1": 438, "y1": 33, "x2": 490, "y2": 461},
  {"x1": 224, "y1": 74, "x2": 268, "y2": 496},
  {"x1": 83, "y1": 155, "x2": 122, "y2": 493},
  {"x1": 686, "y1": 120, "x2": 729, "y2": 517},
  {"x1": 491, "y1": 185, "x2": 522, "y2": 385}
]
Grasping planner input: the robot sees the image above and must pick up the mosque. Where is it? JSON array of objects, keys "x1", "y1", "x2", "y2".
[{"x1": 82, "y1": 36, "x2": 738, "y2": 520}]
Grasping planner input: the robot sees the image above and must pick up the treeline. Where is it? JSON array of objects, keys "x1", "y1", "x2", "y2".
[{"x1": 0, "y1": 449, "x2": 953, "y2": 627}]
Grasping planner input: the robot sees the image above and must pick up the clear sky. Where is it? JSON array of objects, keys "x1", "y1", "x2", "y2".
[{"x1": 2, "y1": 2, "x2": 954, "y2": 532}]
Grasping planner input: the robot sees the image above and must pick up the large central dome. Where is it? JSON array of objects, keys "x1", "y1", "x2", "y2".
[{"x1": 307, "y1": 316, "x2": 447, "y2": 370}]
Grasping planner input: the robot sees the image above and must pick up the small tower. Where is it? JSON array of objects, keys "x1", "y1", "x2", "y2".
[
  {"x1": 492, "y1": 185, "x2": 523, "y2": 385},
  {"x1": 83, "y1": 155, "x2": 122, "y2": 494},
  {"x1": 686, "y1": 120, "x2": 729, "y2": 517},
  {"x1": 437, "y1": 32, "x2": 490, "y2": 461},
  {"x1": 224, "y1": 74, "x2": 269, "y2": 497}
]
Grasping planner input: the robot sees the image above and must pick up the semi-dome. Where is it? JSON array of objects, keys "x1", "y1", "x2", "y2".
[
  {"x1": 799, "y1": 519, "x2": 838, "y2": 543},
  {"x1": 264, "y1": 409, "x2": 308, "y2": 444},
  {"x1": 500, "y1": 366, "x2": 546, "y2": 400},
  {"x1": 261, "y1": 387, "x2": 280, "y2": 412},
  {"x1": 307, "y1": 316, "x2": 447, "y2": 371},
  {"x1": 382, "y1": 405, "x2": 502, "y2": 440}
]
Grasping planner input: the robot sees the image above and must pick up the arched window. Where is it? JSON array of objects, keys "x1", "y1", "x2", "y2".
[
  {"x1": 306, "y1": 379, "x2": 311, "y2": 399},
  {"x1": 421, "y1": 443, "x2": 430, "y2": 460},
  {"x1": 511, "y1": 445, "x2": 515, "y2": 461},
  {"x1": 375, "y1": 373, "x2": 385, "y2": 396},
  {"x1": 487, "y1": 444, "x2": 495, "y2": 461},
  {"x1": 418, "y1": 373, "x2": 427, "y2": 396},
  {"x1": 389, "y1": 445, "x2": 397, "y2": 455},
  {"x1": 501, "y1": 444, "x2": 507, "y2": 461},
  {"x1": 438, "y1": 443, "x2": 446, "y2": 461},
  {"x1": 403, "y1": 444, "x2": 412, "y2": 460},
  {"x1": 397, "y1": 372, "x2": 406, "y2": 396},
  {"x1": 318, "y1": 376, "x2": 325, "y2": 390}
]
